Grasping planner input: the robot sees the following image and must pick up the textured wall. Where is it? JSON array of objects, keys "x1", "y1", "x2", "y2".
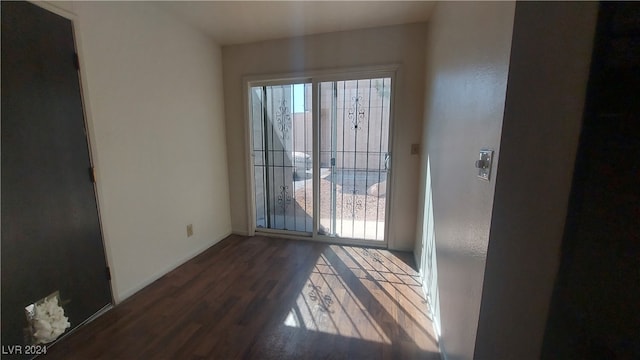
[{"x1": 417, "y1": 2, "x2": 515, "y2": 359}]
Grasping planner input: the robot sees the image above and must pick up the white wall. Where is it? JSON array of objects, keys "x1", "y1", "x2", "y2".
[
  {"x1": 222, "y1": 23, "x2": 427, "y2": 250},
  {"x1": 48, "y1": 1, "x2": 232, "y2": 302},
  {"x1": 416, "y1": 2, "x2": 598, "y2": 359},
  {"x1": 416, "y1": 2, "x2": 515, "y2": 359},
  {"x1": 475, "y1": 2, "x2": 598, "y2": 358}
]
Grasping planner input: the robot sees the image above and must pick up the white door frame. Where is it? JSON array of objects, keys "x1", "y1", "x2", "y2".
[{"x1": 243, "y1": 65, "x2": 399, "y2": 248}]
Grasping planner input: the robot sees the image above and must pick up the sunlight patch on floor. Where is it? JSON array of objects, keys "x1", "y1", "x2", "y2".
[
  {"x1": 284, "y1": 254, "x2": 391, "y2": 344},
  {"x1": 283, "y1": 247, "x2": 436, "y2": 350}
]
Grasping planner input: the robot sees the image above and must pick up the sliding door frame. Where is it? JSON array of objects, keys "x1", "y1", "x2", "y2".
[{"x1": 243, "y1": 65, "x2": 398, "y2": 248}]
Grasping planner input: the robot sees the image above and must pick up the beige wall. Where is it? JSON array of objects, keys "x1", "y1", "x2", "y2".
[
  {"x1": 416, "y1": 2, "x2": 598, "y2": 359},
  {"x1": 48, "y1": 1, "x2": 232, "y2": 302},
  {"x1": 222, "y1": 23, "x2": 427, "y2": 250},
  {"x1": 416, "y1": 2, "x2": 515, "y2": 359},
  {"x1": 475, "y1": 2, "x2": 598, "y2": 358}
]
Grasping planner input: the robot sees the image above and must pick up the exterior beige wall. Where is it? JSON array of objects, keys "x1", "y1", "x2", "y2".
[
  {"x1": 416, "y1": 2, "x2": 515, "y2": 359},
  {"x1": 286, "y1": 81, "x2": 388, "y2": 172},
  {"x1": 317, "y1": 80, "x2": 391, "y2": 171},
  {"x1": 475, "y1": 2, "x2": 598, "y2": 358},
  {"x1": 46, "y1": 1, "x2": 232, "y2": 302},
  {"x1": 223, "y1": 23, "x2": 427, "y2": 250}
]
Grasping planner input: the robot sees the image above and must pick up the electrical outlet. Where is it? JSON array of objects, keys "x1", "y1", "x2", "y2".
[
  {"x1": 410, "y1": 143, "x2": 420, "y2": 155},
  {"x1": 186, "y1": 224, "x2": 193, "y2": 237}
]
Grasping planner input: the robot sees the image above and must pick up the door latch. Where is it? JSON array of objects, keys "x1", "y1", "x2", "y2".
[{"x1": 475, "y1": 149, "x2": 493, "y2": 181}]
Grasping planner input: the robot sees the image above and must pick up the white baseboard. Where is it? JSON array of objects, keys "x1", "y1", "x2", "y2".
[
  {"x1": 418, "y1": 268, "x2": 446, "y2": 360},
  {"x1": 115, "y1": 230, "x2": 232, "y2": 303},
  {"x1": 232, "y1": 228, "x2": 249, "y2": 236}
]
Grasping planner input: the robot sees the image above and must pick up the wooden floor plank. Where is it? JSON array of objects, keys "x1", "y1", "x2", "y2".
[{"x1": 42, "y1": 235, "x2": 440, "y2": 359}]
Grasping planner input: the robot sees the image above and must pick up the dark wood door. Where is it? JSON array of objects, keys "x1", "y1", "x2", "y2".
[
  {"x1": 542, "y1": 2, "x2": 640, "y2": 359},
  {"x1": 1, "y1": 1, "x2": 112, "y2": 350}
]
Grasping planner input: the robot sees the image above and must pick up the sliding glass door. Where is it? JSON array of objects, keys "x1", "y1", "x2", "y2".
[
  {"x1": 318, "y1": 78, "x2": 391, "y2": 241},
  {"x1": 251, "y1": 83, "x2": 313, "y2": 233},
  {"x1": 249, "y1": 75, "x2": 392, "y2": 243}
]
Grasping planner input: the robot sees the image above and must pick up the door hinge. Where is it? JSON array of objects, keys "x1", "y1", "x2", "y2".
[
  {"x1": 331, "y1": 158, "x2": 336, "y2": 166},
  {"x1": 89, "y1": 167, "x2": 96, "y2": 183},
  {"x1": 73, "y1": 53, "x2": 80, "y2": 70},
  {"x1": 106, "y1": 266, "x2": 111, "y2": 281}
]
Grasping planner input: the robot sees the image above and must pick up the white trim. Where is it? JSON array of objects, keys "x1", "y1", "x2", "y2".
[
  {"x1": 70, "y1": 5, "x2": 117, "y2": 306},
  {"x1": 315, "y1": 235, "x2": 387, "y2": 248},
  {"x1": 117, "y1": 230, "x2": 232, "y2": 302},
  {"x1": 384, "y1": 74, "x2": 398, "y2": 248},
  {"x1": 439, "y1": 342, "x2": 448, "y2": 360},
  {"x1": 28, "y1": 0, "x2": 117, "y2": 305},
  {"x1": 249, "y1": 77, "x2": 313, "y2": 88},
  {"x1": 256, "y1": 228, "x2": 312, "y2": 237},
  {"x1": 312, "y1": 79, "x2": 320, "y2": 239},
  {"x1": 242, "y1": 78, "x2": 256, "y2": 236},
  {"x1": 254, "y1": 230, "x2": 388, "y2": 249},
  {"x1": 243, "y1": 65, "x2": 398, "y2": 248},
  {"x1": 253, "y1": 227, "x2": 387, "y2": 248},
  {"x1": 232, "y1": 229, "x2": 250, "y2": 236},
  {"x1": 418, "y1": 263, "x2": 445, "y2": 360},
  {"x1": 420, "y1": 270, "x2": 443, "y2": 333},
  {"x1": 243, "y1": 64, "x2": 400, "y2": 86},
  {"x1": 30, "y1": 1, "x2": 76, "y2": 20}
]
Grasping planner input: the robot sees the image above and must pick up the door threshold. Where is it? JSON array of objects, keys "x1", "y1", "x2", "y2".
[{"x1": 253, "y1": 230, "x2": 387, "y2": 249}]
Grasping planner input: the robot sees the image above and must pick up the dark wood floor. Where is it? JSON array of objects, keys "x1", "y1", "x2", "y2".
[{"x1": 43, "y1": 235, "x2": 440, "y2": 359}]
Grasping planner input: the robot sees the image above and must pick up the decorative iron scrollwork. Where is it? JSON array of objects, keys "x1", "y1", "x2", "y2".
[
  {"x1": 275, "y1": 99, "x2": 291, "y2": 139},
  {"x1": 348, "y1": 96, "x2": 366, "y2": 130},
  {"x1": 277, "y1": 185, "x2": 292, "y2": 213}
]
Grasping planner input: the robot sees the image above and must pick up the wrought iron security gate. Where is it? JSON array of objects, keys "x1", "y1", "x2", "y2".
[
  {"x1": 250, "y1": 76, "x2": 392, "y2": 242},
  {"x1": 318, "y1": 78, "x2": 391, "y2": 241},
  {"x1": 251, "y1": 83, "x2": 313, "y2": 232}
]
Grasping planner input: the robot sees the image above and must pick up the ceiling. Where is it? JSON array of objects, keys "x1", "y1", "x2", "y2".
[{"x1": 155, "y1": 1, "x2": 435, "y2": 46}]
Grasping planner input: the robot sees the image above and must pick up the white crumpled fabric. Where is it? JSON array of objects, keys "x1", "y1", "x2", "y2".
[{"x1": 31, "y1": 296, "x2": 70, "y2": 344}]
